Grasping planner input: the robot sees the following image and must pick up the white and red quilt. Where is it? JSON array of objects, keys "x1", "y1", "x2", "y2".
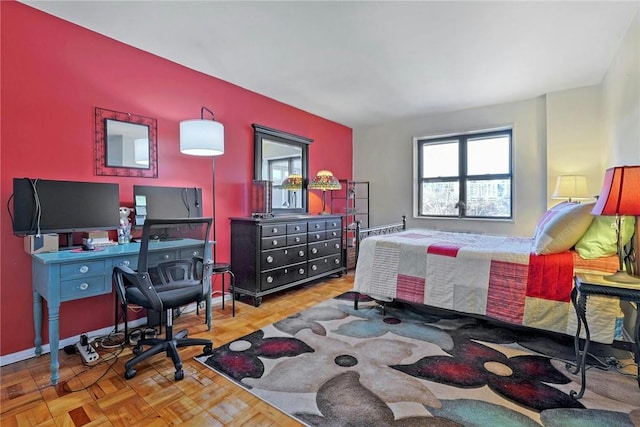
[{"x1": 354, "y1": 229, "x2": 624, "y2": 343}]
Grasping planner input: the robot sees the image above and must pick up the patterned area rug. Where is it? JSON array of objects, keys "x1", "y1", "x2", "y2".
[{"x1": 196, "y1": 293, "x2": 640, "y2": 426}]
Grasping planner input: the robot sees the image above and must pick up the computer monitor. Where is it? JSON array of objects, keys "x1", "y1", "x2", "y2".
[
  {"x1": 12, "y1": 178, "x2": 120, "y2": 236},
  {"x1": 133, "y1": 185, "x2": 202, "y2": 220}
]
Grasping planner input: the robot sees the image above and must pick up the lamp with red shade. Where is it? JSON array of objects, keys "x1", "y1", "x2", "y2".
[{"x1": 591, "y1": 165, "x2": 640, "y2": 284}]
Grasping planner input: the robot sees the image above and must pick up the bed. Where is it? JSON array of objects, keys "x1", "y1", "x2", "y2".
[{"x1": 353, "y1": 203, "x2": 636, "y2": 344}]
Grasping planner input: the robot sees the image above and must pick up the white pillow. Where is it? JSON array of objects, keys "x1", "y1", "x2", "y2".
[{"x1": 533, "y1": 202, "x2": 595, "y2": 255}]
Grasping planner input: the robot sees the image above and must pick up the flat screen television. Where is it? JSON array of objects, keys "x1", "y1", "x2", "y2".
[
  {"x1": 133, "y1": 185, "x2": 202, "y2": 220},
  {"x1": 12, "y1": 178, "x2": 120, "y2": 236}
]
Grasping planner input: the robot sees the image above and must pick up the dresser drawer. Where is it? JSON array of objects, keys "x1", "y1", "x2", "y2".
[
  {"x1": 60, "y1": 260, "x2": 106, "y2": 279},
  {"x1": 326, "y1": 228, "x2": 341, "y2": 239},
  {"x1": 308, "y1": 238, "x2": 342, "y2": 259},
  {"x1": 261, "y1": 245, "x2": 307, "y2": 271},
  {"x1": 325, "y1": 219, "x2": 341, "y2": 230},
  {"x1": 261, "y1": 235, "x2": 287, "y2": 250},
  {"x1": 60, "y1": 276, "x2": 110, "y2": 301},
  {"x1": 308, "y1": 220, "x2": 326, "y2": 231},
  {"x1": 287, "y1": 233, "x2": 307, "y2": 246},
  {"x1": 308, "y1": 254, "x2": 342, "y2": 277},
  {"x1": 261, "y1": 224, "x2": 286, "y2": 237},
  {"x1": 308, "y1": 231, "x2": 326, "y2": 242},
  {"x1": 287, "y1": 222, "x2": 307, "y2": 234},
  {"x1": 261, "y1": 263, "x2": 307, "y2": 291}
]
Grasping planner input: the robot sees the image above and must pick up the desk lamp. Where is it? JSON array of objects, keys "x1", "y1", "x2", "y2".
[
  {"x1": 591, "y1": 165, "x2": 640, "y2": 284},
  {"x1": 308, "y1": 170, "x2": 341, "y2": 214},
  {"x1": 180, "y1": 106, "x2": 224, "y2": 259}
]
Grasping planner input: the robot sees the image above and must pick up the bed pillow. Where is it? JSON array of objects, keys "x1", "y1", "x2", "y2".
[
  {"x1": 574, "y1": 215, "x2": 636, "y2": 259},
  {"x1": 533, "y1": 202, "x2": 595, "y2": 255}
]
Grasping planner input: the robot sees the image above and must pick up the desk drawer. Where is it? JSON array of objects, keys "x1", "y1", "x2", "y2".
[
  {"x1": 180, "y1": 247, "x2": 204, "y2": 259},
  {"x1": 113, "y1": 256, "x2": 137, "y2": 270},
  {"x1": 60, "y1": 276, "x2": 110, "y2": 301},
  {"x1": 287, "y1": 223, "x2": 307, "y2": 234},
  {"x1": 308, "y1": 220, "x2": 326, "y2": 231},
  {"x1": 325, "y1": 219, "x2": 341, "y2": 230},
  {"x1": 148, "y1": 251, "x2": 176, "y2": 266},
  {"x1": 60, "y1": 260, "x2": 106, "y2": 279}
]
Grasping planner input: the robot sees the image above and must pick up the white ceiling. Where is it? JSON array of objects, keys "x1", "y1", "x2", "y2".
[{"x1": 22, "y1": 1, "x2": 640, "y2": 128}]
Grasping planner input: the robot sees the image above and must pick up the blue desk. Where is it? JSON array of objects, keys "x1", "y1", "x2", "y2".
[{"x1": 31, "y1": 240, "x2": 209, "y2": 385}]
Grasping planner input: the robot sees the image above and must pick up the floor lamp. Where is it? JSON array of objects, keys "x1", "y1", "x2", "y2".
[{"x1": 179, "y1": 106, "x2": 224, "y2": 261}]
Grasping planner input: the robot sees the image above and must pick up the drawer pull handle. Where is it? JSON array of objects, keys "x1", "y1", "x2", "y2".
[
  {"x1": 331, "y1": 222, "x2": 337, "y2": 227},
  {"x1": 311, "y1": 265, "x2": 318, "y2": 271},
  {"x1": 79, "y1": 282, "x2": 89, "y2": 290},
  {"x1": 315, "y1": 224, "x2": 320, "y2": 229},
  {"x1": 266, "y1": 256, "x2": 274, "y2": 263},
  {"x1": 335, "y1": 244, "x2": 340, "y2": 249},
  {"x1": 295, "y1": 226, "x2": 300, "y2": 231},
  {"x1": 299, "y1": 250, "x2": 305, "y2": 257},
  {"x1": 312, "y1": 248, "x2": 318, "y2": 254},
  {"x1": 163, "y1": 254, "x2": 170, "y2": 259},
  {"x1": 298, "y1": 268, "x2": 305, "y2": 275},
  {"x1": 79, "y1": 266, "x2": 89, "y2": 274},
  {"x1": 272, "y1": 239, "x2": 278, "y2": 246},
  {"x1": 315, "y1": 234, "x2": 321, "y2": 240},
  {"x1": 266, "y1": 276, "x2": 273, "y2": 283},
  {"x1": 332, "y1": 232, "x2": 338, "y2": 237},
  {"x1": 272, "y1": 227, "x2": 278, "y2": 233},
  {"x1": 295, "y1": 237, "x2": 300, "y2": 242},
  {"x1": 335, "y1": 259, "x2": 341, "y2": 264},
  {"x1": 120, "y1": 260, "x2": 130, "y2": 267},
  {"x1": 192, "y1": 251, "x2": 199, "y2": 256}
]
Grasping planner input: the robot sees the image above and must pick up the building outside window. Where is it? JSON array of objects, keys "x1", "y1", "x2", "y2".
[{"x1": 416, "y1": 128, "x2": 512, "y2": 219}]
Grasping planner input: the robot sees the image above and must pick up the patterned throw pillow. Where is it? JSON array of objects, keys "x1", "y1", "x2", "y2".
[{"x1": 532, "y1": 202, "x2": 595, "y2": 255}]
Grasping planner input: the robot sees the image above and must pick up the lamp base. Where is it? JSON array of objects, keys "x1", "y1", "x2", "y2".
[{"x1": 603, "y1": 270, "x2": 640, "y2": 285}]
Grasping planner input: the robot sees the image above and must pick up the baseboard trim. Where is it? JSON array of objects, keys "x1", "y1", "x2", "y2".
[{"x1": 0, "y1": 295, "x2": 226, "y2": 367}]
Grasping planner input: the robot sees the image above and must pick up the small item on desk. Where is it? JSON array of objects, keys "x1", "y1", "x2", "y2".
[
  {"x1": 24, "y1": 234, "x2": 59, "y2": 254},
  {"x1": 81, "y1": 238, "x2": 95, "y2": 251}
]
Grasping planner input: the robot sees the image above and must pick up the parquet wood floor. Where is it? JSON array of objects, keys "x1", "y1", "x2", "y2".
[{"x1": 1, "y1": 275, "x2": 354, "y2": 426}]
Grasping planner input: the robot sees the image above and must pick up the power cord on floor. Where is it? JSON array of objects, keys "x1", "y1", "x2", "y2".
[{"x1": 61, "y1": 329, "x2": 126, "y2": 393}]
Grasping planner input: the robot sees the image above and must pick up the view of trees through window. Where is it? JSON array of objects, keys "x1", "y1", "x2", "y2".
[{"x1": 418, "y1": 129, "x2": 512, "y2": 218}]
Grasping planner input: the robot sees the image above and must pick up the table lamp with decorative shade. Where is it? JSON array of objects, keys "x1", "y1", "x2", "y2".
[
  {"x1": 591, "y1": 165, "x2": 640, "y2": 284},
  {"x1": 551, "y1": 175, "x2": 590, "y2": 202},
  {"x1": 281, "y1": 173, "x2": 303, "y2": 208},
  {"x1": 308, "y1": 170, "x2": 341, "y2": 214}
]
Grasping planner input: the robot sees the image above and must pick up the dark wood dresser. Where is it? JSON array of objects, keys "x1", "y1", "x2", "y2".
[{"x1": 230, "y1": 215, "x2": 344, "y2": 306}]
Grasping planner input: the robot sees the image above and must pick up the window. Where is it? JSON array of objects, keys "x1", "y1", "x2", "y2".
[{"x1": 417, "y1": 129, "x2": 512, "y2": 219}]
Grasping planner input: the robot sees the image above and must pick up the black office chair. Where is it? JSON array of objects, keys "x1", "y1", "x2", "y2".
[{"x1": 112, "y1": 217, "x2": 214, "y2": 381}]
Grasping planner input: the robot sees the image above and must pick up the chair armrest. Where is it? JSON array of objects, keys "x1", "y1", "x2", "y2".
[{"x1": 113, "y1": 265, "x2": 164, "y2": 312}]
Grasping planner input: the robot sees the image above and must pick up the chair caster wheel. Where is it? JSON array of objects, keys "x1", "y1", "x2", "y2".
[
  {"x1": 175, "y1": 370, "x2": 184, "y2": 381},
  {"x1": 124, "y1": 368, "x2": 137, "y2": 379},
  {"x1": 132, "y1": 345, "x2": 142, "y2": 355},
  {"x1": 203, "y1": 344, "x2": 213, "y2": 355}
]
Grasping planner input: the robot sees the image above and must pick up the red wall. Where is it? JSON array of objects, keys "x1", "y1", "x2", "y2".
[{"x1": 0, "y1": 2, "x2": 353, "y2": 356}]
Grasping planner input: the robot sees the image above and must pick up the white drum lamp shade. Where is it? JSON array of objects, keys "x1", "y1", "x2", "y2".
[{"x1": 180, "y1": 119, "x2": 224, "y2": 156}]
